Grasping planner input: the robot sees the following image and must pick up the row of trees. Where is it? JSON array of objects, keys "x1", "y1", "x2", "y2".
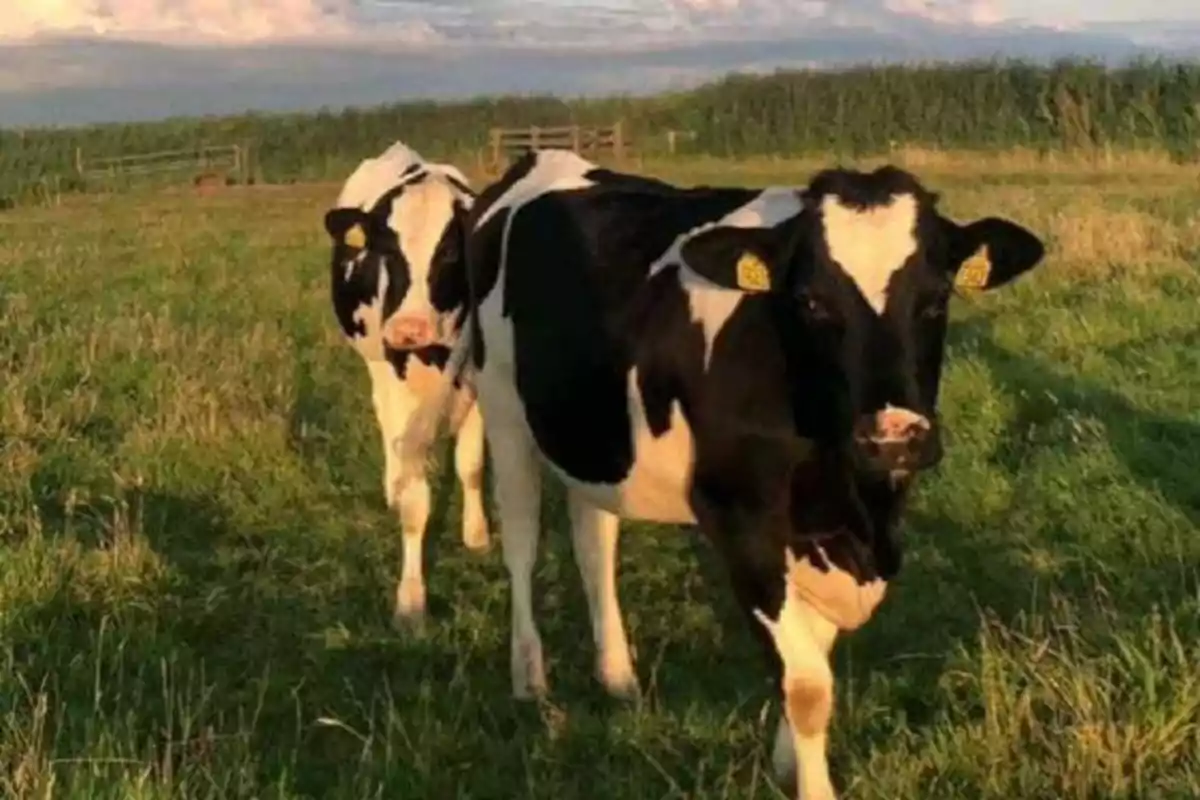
[{"x1": 3, "y1": 58, "x2": 1198, "y2": 202}]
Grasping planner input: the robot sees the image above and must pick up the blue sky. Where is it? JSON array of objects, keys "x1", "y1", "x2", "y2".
[{"x1": 1, "y1": 1, "x2": 1197, "y2": 126}]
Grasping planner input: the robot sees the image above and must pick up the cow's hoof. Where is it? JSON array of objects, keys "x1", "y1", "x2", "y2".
[
  {"x1": 512, "y1": 637, "x2": 548, "y2": 700},
  {"x1": 597, "y1": 657, "x2": 640, "y2": 701},
  {"x1": 393, "y1": 581, "x2": 427, "y2": 634},
  {"x1": 461, "y1": 520, "x2": 491, "y2": 553}
]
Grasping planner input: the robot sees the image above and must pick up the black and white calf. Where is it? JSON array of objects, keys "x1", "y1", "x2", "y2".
[
  {"x1": 323, "y1": 141, "x2": 488, "y2": 627},
  {"x1": 402, "y1": 151, "x2": 1045, "y2": 797}
]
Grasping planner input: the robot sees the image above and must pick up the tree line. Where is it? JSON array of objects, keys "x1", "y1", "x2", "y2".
[{"x1": 2, "y1": 58, "x2": 1198, "y2": 203}]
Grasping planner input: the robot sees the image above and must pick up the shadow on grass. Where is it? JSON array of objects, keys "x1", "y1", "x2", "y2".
[{"x1": 953, "y1": 315, "x2": 1200, "y2": 527}]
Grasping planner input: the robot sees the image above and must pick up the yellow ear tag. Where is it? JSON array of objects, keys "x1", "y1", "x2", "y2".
[
  {"x1": 736, "y1": 251, "x2": 771, "y2": 292},
  {"x1": 343, "y1": 223, "x2": 367, "y2": 249},
  {"x1": 956, "y1": 244, "x2": 992, "y2": 290}
]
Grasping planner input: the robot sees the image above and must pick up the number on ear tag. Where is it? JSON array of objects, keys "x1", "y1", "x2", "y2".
[
  {"x1": 736, "y1": 251, "x2": 771, "y2": 292},
  {"x1": 956, "y1": 244, "x2": 991, "y2": 290},
  {"x1": 344, "y1": 223, "x2": 367, "y2": 249}
]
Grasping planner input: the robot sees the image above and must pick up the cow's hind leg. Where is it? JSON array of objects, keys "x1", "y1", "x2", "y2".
[
  {"x1": 567, "y1": 490, "x2": 638, "y2": 699},
  {"x1": 453, "y1": 402, "x2": 490, "y2": 552},
  {"x1": 481, "y1": 387, "x2": 547, "y2": 699}
]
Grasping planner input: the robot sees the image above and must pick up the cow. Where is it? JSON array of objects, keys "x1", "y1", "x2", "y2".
[
  {"x1": 398, "y1": 150, "x2": 1046, "y2": 798},
  {"x1": 321, "y1": 141, "x2": 489, "y2": 628}
]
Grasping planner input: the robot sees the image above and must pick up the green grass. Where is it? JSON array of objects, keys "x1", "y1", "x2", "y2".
[{"x1": 0, "y1": 157, "x2": 1198, "y2": 799}]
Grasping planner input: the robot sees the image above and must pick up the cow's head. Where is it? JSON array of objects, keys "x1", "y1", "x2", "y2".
[
  {"x1": 324, "y1": 164, "x2": 473, "y2": 355},
  {"x1": 683, "y1": 165, "x2": 1045, "y2": 486}
]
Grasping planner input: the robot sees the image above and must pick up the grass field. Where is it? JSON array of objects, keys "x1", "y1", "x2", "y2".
[{"x1": 1, "y1": 151, "x2": 1199, "y2": 799}]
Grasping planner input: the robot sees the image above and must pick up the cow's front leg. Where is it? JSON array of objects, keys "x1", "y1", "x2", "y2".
[
  {"x1": 696, "y1": 494, "x2": 841, "y2": 800},
  {"x1": 756, "y1": 595, "x2": 839, "y2": 800},
  {"x1": 367, "y1": 363, "x2": 429, "y2": 630},
  {"x1": 367, "y1": 360, "x2": 406, "y2": 509},
  {"x1": 453, "y1": 401, "x2": 491, "y2": 552}
]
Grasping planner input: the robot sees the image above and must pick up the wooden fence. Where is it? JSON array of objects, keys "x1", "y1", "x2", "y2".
[
  {"x1": 74, "y1": 143, "x2": 250, "y2": 187},
  {"x1": 487, "y1": 122, "x2": 630, "y2": 169}
]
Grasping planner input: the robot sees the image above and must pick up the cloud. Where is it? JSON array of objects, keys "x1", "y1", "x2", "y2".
[
  {"x1": 1, "y1": 0, "x2": 1012, "y2": 46},
  {"x1": 0, "y1": 0, "x2": 361, "y2": 43},
  {"x1": 0, "y1": 0, "x2": 1195, "y2": 127}
]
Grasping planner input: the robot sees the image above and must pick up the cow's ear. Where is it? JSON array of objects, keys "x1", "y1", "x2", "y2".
[
  {"x1": 947, "y1": 216, "x2": 1045, "y2": 292},
  {"x1": 430, "y1": 163, "x2": 475, "y2": 198},
  {"x1": 324, "y1": 207, "x2": 371, "y2": 249},
  {"x1": 680, "y1": 215, "x2": 808, "y2": 293}
]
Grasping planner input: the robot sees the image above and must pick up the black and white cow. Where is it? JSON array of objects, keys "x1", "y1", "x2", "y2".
[
  {"x1": 322, "y1": 141, "x2": 488, "y2": 627},
  {"x1": 401, "y1": 150, "x2": 1045, "y2": 797}
]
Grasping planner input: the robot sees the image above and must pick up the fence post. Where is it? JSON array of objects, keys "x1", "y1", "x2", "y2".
[
  {"x1": 489, "y1": 128, "x2": 502, "y2": 168},
  {"x1": 571, "y1": 125, "x2": 581, "y2": 154},
  {"x1": 613, "y1": 120, "x2": 626, "y2": 162},
  {"x1": 74, "y1": 146, "x2": 84, "y2": 176},
  {"x1": 531, "y1": 125, "x2": 541, "y2": 150}
]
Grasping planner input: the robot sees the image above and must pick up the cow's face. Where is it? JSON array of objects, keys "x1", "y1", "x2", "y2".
[
  {"x1": 788, "y1": 167, "x2": 1044, "y2": 483},
  {"x1": 684, "y1": 166, "x2": 1045, "y2": 486},
  {"x1": 324, "y1": 172, "x2": 471, "y2": 352}
]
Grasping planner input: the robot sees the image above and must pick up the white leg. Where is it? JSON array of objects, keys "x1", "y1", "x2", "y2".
[
  {"x1": 367, "y1": 366, "x2": 428, "y2": 629},
  {"x1": 483, "y1": 406, "x2": 547, "y2": 699},
  {"x1": 453, "y1": 402, "x2": 490, "y2": 552},
  {"x1": 393, "y1": 472, "x2": 431, "y2": 629},
  {"x1": 567, "y1": 490, "x2": 638, "y2": 699},
  {"x1": 756, "y1": 596, "x2": 839, "y2": 800},
  {"x1": 366, "y1": 360, "x2": 405, "y2": 509}
]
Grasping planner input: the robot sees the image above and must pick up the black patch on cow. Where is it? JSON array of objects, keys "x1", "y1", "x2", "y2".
[
  {"x1": 428, "y1": 198, "x2": 471, "y2": 315},
  {"x1": 467, "y1": 157, "x2": 755, "y2": 484},
  {"x1": 385, "y1": 343, "x2": 452, "y2": 380}
]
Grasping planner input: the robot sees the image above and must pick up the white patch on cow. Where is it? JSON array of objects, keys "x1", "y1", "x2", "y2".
[
  {"x1": 820, "y1": 193, "x2": 918, "y2": 315},
  {"x1": 336, "y1": 141, "x2": 424, "y2": 209},
  {"x1": 348, "y1": 263, "x2": 389, "y2": 361},
  {"x1": 784, "y1": 547, "x2": 887, "y2": 632},
  {"x1": 684, "y1": 283, "x2": 742, "y2": 369},
  {"x1": 385, "y1": 177, "x2": 459, "y2": 327},
  {"x1": 474, "y1": 149, "x2": 598, "y2": 232}
]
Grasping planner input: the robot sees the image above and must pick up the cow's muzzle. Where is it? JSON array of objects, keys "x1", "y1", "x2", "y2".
[
  {"x1": 383, "y1": 314, "x2": 439, "y2": 350},
  {"x1": 852, "y1": 406, "x2": 942, "y2": 483}
]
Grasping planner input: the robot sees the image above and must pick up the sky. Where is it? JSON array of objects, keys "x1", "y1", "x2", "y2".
[{"x1": 1, "y1": 1, "x2": 1197, "y2": 126}]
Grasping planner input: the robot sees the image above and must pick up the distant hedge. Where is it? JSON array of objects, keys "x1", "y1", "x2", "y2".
[{"x1": 3, "y1": 58, "x2": 1198, "y2": 203}]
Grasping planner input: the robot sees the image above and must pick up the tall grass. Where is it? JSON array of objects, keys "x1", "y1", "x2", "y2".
[{"x1": 3, "y1": 58, "x2": 1199, "y2": 203}]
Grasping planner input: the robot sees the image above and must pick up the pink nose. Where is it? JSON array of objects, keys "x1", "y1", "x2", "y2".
[{"x1": 384, "y1": 316, "x2": 435, "y2": 349}]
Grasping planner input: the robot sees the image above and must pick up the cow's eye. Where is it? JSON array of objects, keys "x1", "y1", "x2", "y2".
[
  {"x1": 920, "y1": 301, "x2": 945, "y2": 319},
  {"x1": 918, "y1": 293, "x2": 949, "y2": 319},
  {"x1": 799, "y1": 292, "x2": 835, "y2": 323}
]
